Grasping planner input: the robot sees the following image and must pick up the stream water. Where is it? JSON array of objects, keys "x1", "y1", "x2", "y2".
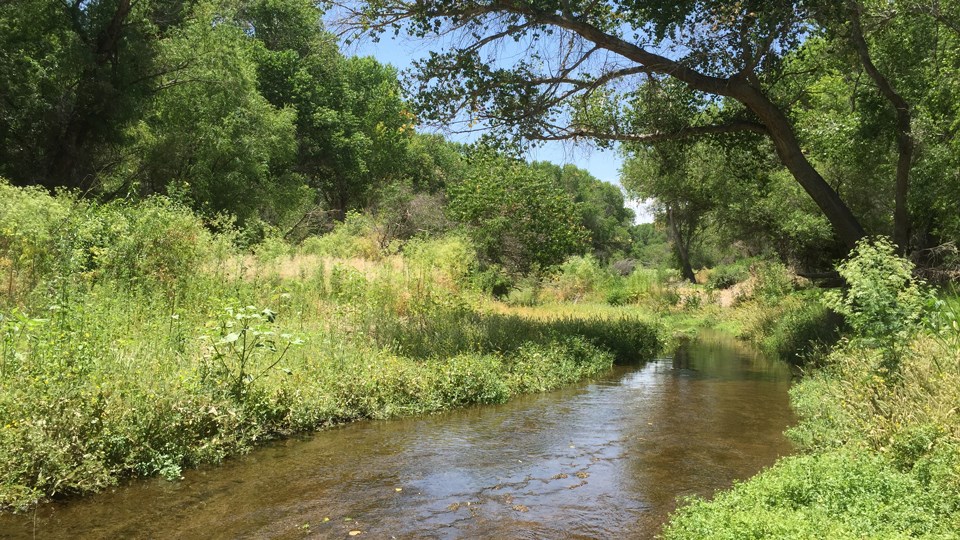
[{"x1": 1, "y1": 332, "x2": 795, "y2": 539}]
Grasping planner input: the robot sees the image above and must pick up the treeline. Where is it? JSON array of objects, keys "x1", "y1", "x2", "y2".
[
  {"x1": 0, "y1": 0, "x2": 651, "y2": 277},
  {"x1": 618, "y1": 13, "x2": 960, "y2": 280}
]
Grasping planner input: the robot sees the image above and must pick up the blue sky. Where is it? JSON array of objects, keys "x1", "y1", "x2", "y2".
[{"x1": 337, "y1": 32, "x2": 652, "y2": 222}]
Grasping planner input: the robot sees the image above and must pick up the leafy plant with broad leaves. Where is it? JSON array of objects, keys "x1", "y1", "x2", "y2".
[
  {"x1": 825, "y1": 237, "x2": 927, "y2": 370},
  {"x1": 203, "y1": 305, "x2": 302, "y2": 400}
]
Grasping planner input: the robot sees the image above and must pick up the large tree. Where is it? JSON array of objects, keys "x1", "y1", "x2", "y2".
[
  {"x1": 337, "y1": 0, "x2": 954, "y2": 251},
  {"x1": 0, "y1": 0, "x2": 190, "y2": 191}
]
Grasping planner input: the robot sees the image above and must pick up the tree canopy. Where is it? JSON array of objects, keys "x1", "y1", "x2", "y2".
[{"x1": 339, "y1": 0, "x2": 960, "y2": 256}]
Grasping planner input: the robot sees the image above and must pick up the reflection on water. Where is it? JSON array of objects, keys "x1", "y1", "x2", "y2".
[{"x1": 1, "y1": 331, "x2": 794, "y2": 539}]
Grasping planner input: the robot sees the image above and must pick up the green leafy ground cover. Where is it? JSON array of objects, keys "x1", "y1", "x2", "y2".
[{"x1": 663, "y1": 239, "x2": 960, "y2": 539}]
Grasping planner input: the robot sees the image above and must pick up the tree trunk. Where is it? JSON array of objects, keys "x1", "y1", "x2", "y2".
[
  {"x1": 733, "y1": 83, "x2": 866, "y2": 249},
  {"x1": 43, "y1": 0, "x2": 134, "y2": 192},
  {"x1": 667, "y1": 205, "x2": 697, "y2": 283},
  {"x1": 848, "y1": 2, "x2": 914, "y2": 253}
]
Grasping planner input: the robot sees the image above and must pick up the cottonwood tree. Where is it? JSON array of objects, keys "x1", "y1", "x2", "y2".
[
  {"x1": 334, "y1": 0, "x2": 960, "y2": 251},
  {"x1": 808, "y1": 0, "x2": 960, "y2": 253},
  {"x1": 0, "y1": 0, "x2": 192, "y2": 191},
  {"x1": 446, "y1": 151, "x2": 588, "y2": 273}
]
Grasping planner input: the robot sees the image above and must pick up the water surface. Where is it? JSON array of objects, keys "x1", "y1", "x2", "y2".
[{"x1": 1, "y1": 332, "x2": 794, "y2": 539}]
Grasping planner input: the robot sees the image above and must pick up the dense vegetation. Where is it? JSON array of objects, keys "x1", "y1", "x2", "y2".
[
  {"x1": 0, "y1": 182, "x2": 661, "y2": 510},
  {"x1": 662, "y1": 240, "x2": 960, "y2": 538},
  {"x1": 347, "y1": 0, "x2": 960, "y2": 277},
  {"x1": 4, "y1": 1, "x2": 960, "y2": 538}
]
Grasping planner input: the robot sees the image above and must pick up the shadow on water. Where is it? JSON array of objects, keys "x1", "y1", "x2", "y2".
[{"x1": 0, "y1": 331, "x2": 794, "y2": 539}]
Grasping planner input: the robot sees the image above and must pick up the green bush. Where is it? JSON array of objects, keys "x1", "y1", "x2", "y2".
[
  {"x1": 403, "y1": 234, "x2": 477, "y2": 286},
  {"x1": 0, "y1": 181, "x2": 71, "y2": 299},
  {"x1": 764, "y1": 295, "x2": 843, "y2": 363},
  {"x1": 299, "y1": 212, "x2": 379, "y2": 259},
  {"x1": 707, "y1": 260, "x2": 751, "y2": 290},
  {"x1": 507, "y1": 337, "x2": 613, "y2": 393},
  {"x1": 753, "y1": 260, "x2": 794, "y2": 302},
  {"x1": 0, "y1": 185, "x2": 213, "y2": 296},
  {"x1": 825, "y1": 237, "x2": 927, "y2": 369},
  {"x1": 548, "y1": 255, "x2": 611, "y2": 302}
]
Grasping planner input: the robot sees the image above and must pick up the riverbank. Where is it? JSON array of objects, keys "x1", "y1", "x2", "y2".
[
  {"x1": 662, "y1": 241, "x2": 960, "y2": 538},
  {"x1": 0, "y1": 333, "x2": 794, "y2": 539},
  {"x1": 0, "y1": 185, "x2": 661, "y2": 511}
]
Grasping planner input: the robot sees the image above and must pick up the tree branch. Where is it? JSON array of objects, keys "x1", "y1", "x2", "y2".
[
  {"x1": 848, "y1": 0, "x2": 913, "y2": 250},
  {"x1": 531, "y1": 120, "x2": 769, "y2": 143}
]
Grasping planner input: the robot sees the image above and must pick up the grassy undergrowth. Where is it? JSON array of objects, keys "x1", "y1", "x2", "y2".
[
  {"x1": 662, "y1": 238, "x2": 960, "y2": 539},
  {"x1": 0, "y1": 183, "x2": 660, "y2": 511}
]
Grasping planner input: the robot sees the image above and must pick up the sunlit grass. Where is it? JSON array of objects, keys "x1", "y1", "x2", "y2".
[{"x1": 0, "y1": 187, "x2": 663, "y2": 510}]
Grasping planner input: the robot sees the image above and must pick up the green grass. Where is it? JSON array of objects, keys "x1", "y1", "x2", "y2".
[
  {"x1": 662, "y1": 267, "x2": 960, "y2": 538},
  {"x1": 0, "y1": 184, "x2": 662, "y2": 511}
]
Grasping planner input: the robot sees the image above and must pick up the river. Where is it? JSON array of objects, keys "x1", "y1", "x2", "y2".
[{"x1": 1, "y1": 332, "x2": 795, "y2": 539}]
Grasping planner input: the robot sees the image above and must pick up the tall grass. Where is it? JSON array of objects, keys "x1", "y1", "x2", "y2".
[{"x1": 0, "y1": 182, "x2": 661, "y2": 511}]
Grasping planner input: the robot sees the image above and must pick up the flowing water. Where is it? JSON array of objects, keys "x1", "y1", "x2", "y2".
[{"x1": 1, "y1": 332, "x2": 795, "y2": 539}]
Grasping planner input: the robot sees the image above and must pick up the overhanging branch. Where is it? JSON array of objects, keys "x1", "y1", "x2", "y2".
[{"x1": 532, "y1": 120, "x2": 769, "y2": 143}]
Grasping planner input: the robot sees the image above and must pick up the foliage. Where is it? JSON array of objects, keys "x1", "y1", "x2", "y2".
[
  {"x1": 299, "y1": 212, "x2": 380, "y2": 259},
  {"x1": 0, "y1": 186, "x2": 660, "y2": 510},
  {"x1": 665, "y1": 266, "x2": 960, "y2": 538},
  {"x1": 825, "y1": 237, "x2": 927, "y2": 368},
  {"x1": 707, "y1": 260, "x2": 752, "y2": 290},
  {"x1": 731, "y1": 292, "x2": 843, "y2": 364},
  {"x1": 662, "y1": 450, "x2": 958, "y2": 539},
  {"x1": 752, "y1": 261, "x2": 795, "y2": 303},
  {"x1": 547, "y1": 255, "x2": 612, "y2": 302},
  {"x1": 532, "y1": 162, "x2": 634, "y2": 261},
  {"x1": 0, "y1": 181, "x2": 213, "y2": 300},
  {"x1": 446, "y1": 151, "x2": 589, "y2": 273},
  {"x1": 124, "y1": 4, "x2": 308, "y2": 225}
]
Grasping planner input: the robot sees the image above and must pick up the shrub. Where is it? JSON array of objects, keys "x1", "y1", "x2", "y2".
[
  {"x1": 403, "y1": 234, "x2": 476, "y2": 287},
  {"x1": 752, "y1": 260, "x2": 793, "y2": 302},
  {"x1": 707, "y1": 260, "x2": 751, "y2": 290},
  {"x1": 825, "y1": 237, "x2": 927, "y2": 369},
  {"x1": 547, "y1": 255, "x2": 610, "y2": 302},
  {"x1": 0, "y1": 181, "x2": 72, "y2": 300},
  {"x1": 299, "y1": 212, "x2": 379, "y2": 259},
  {"x1": 663, "y1": 451, "x2": 956, "y2": 540},
  {"x1": 507, "y1": 337, "x2": 613, "y2": 393}
]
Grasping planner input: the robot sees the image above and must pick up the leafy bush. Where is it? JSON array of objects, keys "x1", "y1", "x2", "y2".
[
  {"x1": 752, "y1": 260, "x2": 794, "y2": 302},
  {"x1": 825, "y1": 237, "x2": 927, "y2": 369},
  {"x1": 403, "y1": 234, "x2": 476, "y2": 287},
  {"x1": 0, "y1": 184, "x2": 213, "y2": 297},
  {"x1": 707, "y1": 260, "x2": 751, "y2": 290},
  {"x1": 507, "y1": 337, "x2": 613, "y2": 393},
  {"x1": 505, "y1": 283, "x2": 542, "y2": 307},
  {"x1": 299, "y1": 212, "x2": 379, "y2": 259},
  {"x1": 447, "y1": 151, "x2": 588, "y2": 273},
  {"x1": 0, "y1": 188, "x2": 68, "y2": 303},
  {"x1": 547, "y1": 255, "x2": 611, "y2": 302}
]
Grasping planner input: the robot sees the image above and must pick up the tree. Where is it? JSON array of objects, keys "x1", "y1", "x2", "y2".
[
  {"x1": 806, "y1": 0, "x2": 960, "y2": 253},
  {"x1": 622, "y1": 141, "x2": 718, "y2": 283},
  {"x1": 0, "y1": 0, "x2": 188, "y2": 191},
  {"x1": 117, "y1": 2, "x2": 307, "y2": 225},
  {"x1": 246, "y1": 0, "x2": 414, "y2": 217},
  {"x1": 446, "y1": 151, "x2": 588, "y2": 273},
  {"x1": 338, "y1": 0, "x2": 868, "y2": 248},
  {"x1": 531, "y1": 162, "x2": 633, "y2": 261}
]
